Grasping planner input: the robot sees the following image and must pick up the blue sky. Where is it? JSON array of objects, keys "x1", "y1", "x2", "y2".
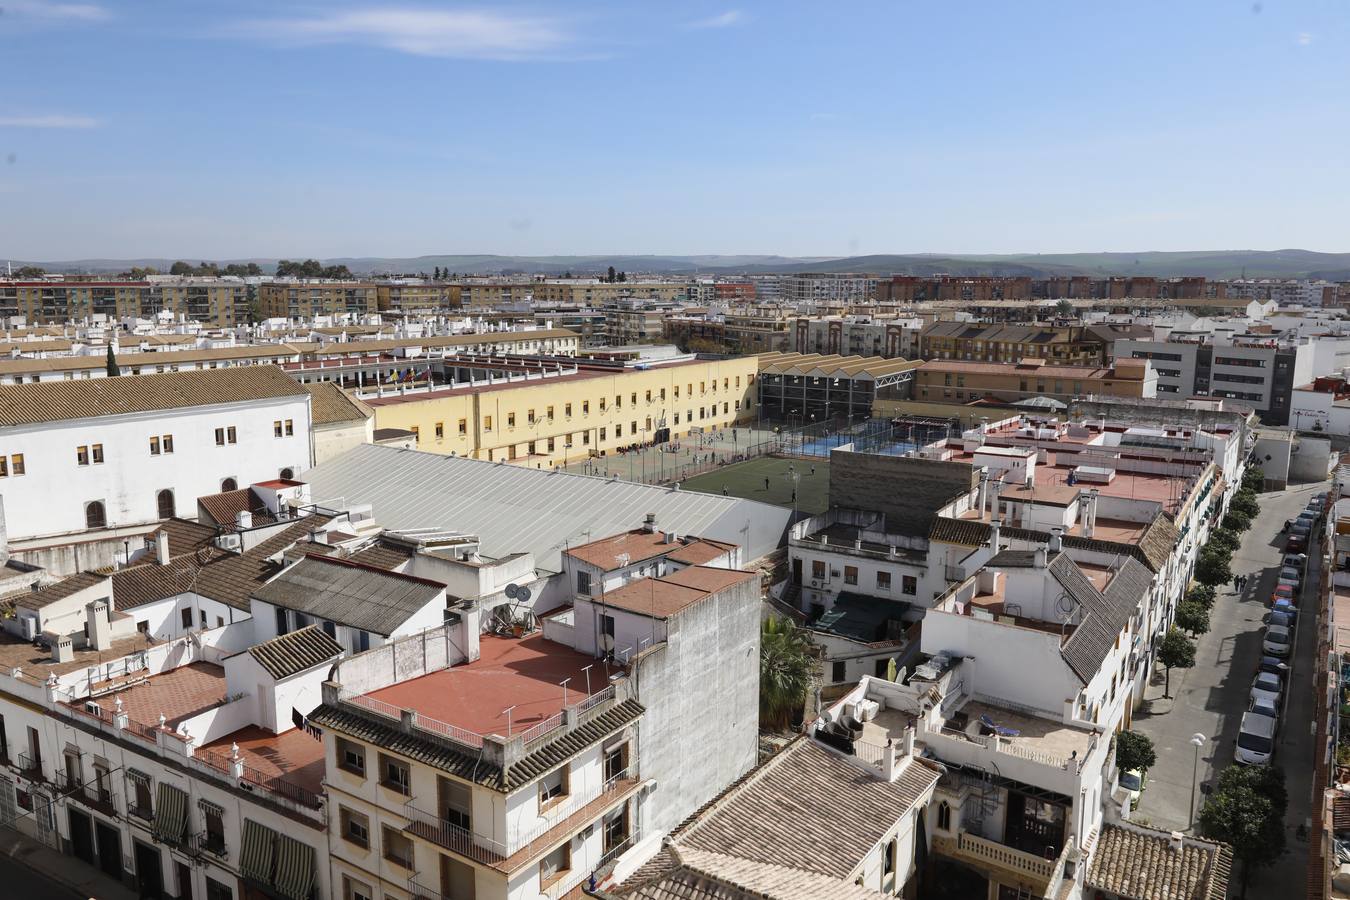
[{"x1": 1, "y1": 1, "x2": 1347, "y2": 260}]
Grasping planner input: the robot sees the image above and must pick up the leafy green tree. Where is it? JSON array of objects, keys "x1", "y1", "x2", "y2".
[
  {"x1": 1157, "y1": 628, "x2": 1195, "y2": 698},
  {"x1": 105, "y1": 345, "x2": 120, "y2": 377},
  {"x1": 1187, "y1": 583, "x2": 1216, "y2": 609},
  {"x1": 1199, "y1": 765, "x2": 1286, "y2": 896},
  {"x1": 1194, "y1": 548, "x2": 1232, "y2": 588},
  {"x1": 606, "y1": 265, "x2": 617, "y2": 283},
  {"x1": 760, "y1": 616, "x2": 813, "y2": 730},
  {"x1": 1114, "y1": 730, "x2": 1157, "y2": 773},
  {"x1": 169, "y1": 260, "x2": 193, "y2": 275},
  {"x1": 1055, "y1": 299, "x2": 1074, "y2": 317},
  {"x1": 1231, "y1": 490, "x2": 1260, "y2": 520},
  {"x1": 1223, "y1": 510, "x2": 1252, "y2": 533},
  {"x1": 1241, "y1": 466, "x2": 1264, "y2": 492},
  {"x1": 1175, "y1": 600, "x2": 1210, "y2": 637},
  {"x1": 1208, "y1": 528, "x2": 1240, "y2": 554},
  {"x1": 13, "y1": 265, "x2": 45, "y2": 278}
]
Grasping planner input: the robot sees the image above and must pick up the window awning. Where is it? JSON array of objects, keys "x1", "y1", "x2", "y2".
[
  {"x1": 239, "y1": 819, "x2": 277, "y2": 885},
  {"x1": 197, "y1": 798, "x2": 225, "y2": 819},
  {"x1": 126, "y1": 769, "x2": 150, "y2": 785},
  {"x1": 153, "y1": 783, "x2": 188, "y2": 844},
  {"x1": 274, "y1": 834, "x2": 316, "y2": 900}
]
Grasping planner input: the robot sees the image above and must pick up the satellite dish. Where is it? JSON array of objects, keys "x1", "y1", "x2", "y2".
[
  {"x1": 504, "y1": 583, "x2": 519, "y2": 599},
  {"x1": 601, "y1": 633, "x2": 615, "y2": 651},
  {"x1": 516, "y1": 586, "x2": 532, "y2": 604}
]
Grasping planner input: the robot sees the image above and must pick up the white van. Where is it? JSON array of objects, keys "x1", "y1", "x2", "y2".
[{"x1": 1236, "y1": 711, "x2": 1276, "y2": 766}]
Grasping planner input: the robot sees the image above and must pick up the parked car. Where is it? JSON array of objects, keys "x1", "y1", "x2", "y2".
[
  {"x1": 1263, "y1": 610, "x2": 1296, "y2": 629},
  {"x1": 1291, "y1": 521, "x2": 1312, "y2": 538},
  {"x1": 1258, "y1": 655, "x2": 1290, "y2": 676},
  {"x1": 1119, "y1": 768, "x2": 1146, "y2": 807},
  {"x1": 1278, "y1": 566, "x2": 1302, "y2": 588},
  {"x1": 1283, "y1": 553, "x2": 1307, "y2": 569},
  {"x1": 1263, "y1": 624, "x2": 1293, "y2": 658},
  {"x1": 1236, "y1": 711, "x2": 1277, "y2": 766},
  {"x1": 1271, "y1": 598, "x2": 1298, "y2": 620},
  {"x1": 1248, "y1": 696, "x2": 1280, "y2": 721},
  {"x1": 1286, "y1": 534, "x2": 1307, "y2": 553},
  {"x1": 1271, "y1": 584, "x2": 1296, "y2": 605},
  {"x1": 1250, "y1": 670, "x2": 1283, "y2": 706}
]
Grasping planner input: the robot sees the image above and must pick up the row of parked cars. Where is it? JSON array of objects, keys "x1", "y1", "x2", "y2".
[{"x1": 1235, "y1": 491, "x2": 1326, "y2": 766}]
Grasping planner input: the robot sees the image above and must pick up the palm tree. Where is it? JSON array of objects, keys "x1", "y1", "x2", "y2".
[{"x1": 760, "y1": 615, "x2": 814, "y2": 730}]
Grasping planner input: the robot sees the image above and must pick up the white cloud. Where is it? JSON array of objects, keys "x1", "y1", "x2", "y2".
[
  {"x1": 0, "y1": 114, "x2": 100, "y2": 128},
  {"x1": 2, "y1": 1, "x2": 109, "y2": 21},
  {"x1": 1296, "y1": 32, "x2": 1313, "y2": 46},
  {"x1": 236, "y1": 7, "x2": 572, "y2": 60},
  {"x1": 687, "y1": 9, "x2": 746, "y2": 29}
]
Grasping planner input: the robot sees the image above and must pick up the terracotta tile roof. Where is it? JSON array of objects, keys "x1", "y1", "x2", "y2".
[
  {"x1": 615, "y1": 848, "x2": 887, "y2": 899},
  {"x1": 303, "y1": 381, "x2": 372, "y2": 426},
  {"x1": 148, "y1": 518, "x2": 219, "y2": 561},
  {"x1": 927, "y1": 513, "x2": 1175, "y2": 574},
  {"x1": 18, "y1": 571, "x2": 108, "y2": 610},
  {"x1": 308, "y1": 697, "x2": 644, "y2": 792},
  {"x1": 247, "y1": 624, "x2": 343, "y2": 680},
  {"x1": 349, "y1": 543, "x2": 413, "y2": 571},
  {"x1": 1085, "y1": 823, "x2": 1231, "y2": 900},
  {"x1": 666, "y1": 737, "x2": 939, "y2": 880},
  {"x1": 0, "y1": 365, "x2": 307, "y2": 426},
  {"x1": 598, "y1": 567, "x2": 755, "y2": 620},
  {"x1": 196, "y1": 489, "x2": 275, "y2": 529},
  {"x1": 565, "y1": 530, "x2": 728, "y2": 570}
]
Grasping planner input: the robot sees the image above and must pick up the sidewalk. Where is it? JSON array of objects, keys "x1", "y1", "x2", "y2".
[{"x1": 0, "y1": 826, "x2": 138, "y2": 900}]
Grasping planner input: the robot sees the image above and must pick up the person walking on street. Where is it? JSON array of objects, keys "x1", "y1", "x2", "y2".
[{"x1": 1233, "y1": 574, "x2": 1241, "y2": 591}]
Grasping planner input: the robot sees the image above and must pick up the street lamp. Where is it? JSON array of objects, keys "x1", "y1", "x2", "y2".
[{"x1": 1188, "y1": 732, "x2": 1206, "y2": 829}]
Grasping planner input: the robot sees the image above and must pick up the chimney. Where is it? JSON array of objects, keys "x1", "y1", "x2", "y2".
[
  {"x1": 642, "y1": 513, "x2": 657, "y2": 534},
  {"x1": 1169, "y1": 831, "x2": 1184, "y2": 852},
  {"x1": 155, "y1": 529, "x2": 171, "y2": 565},
  {"x1": 1049, "y1": 526, "x2": 1063, "y2": 553},
  {"x1": 236, "y1": 509, "x2": 252, "y2": 530},
  {"x1": 663, "y1": 531, "x2": 674, "y2": 544},
  {"x1": 1034, "y1": 547, "x2": 1047, "y2": 569},
  {"x1": 989, "y1": 518, "x2": 1001, "y2": 552},
  {"x1": 902, "y1": 724, "x2": 916, "y2": 758},
  {"x1": 51, "y1": 634, "x2": 74, "y2": 663},
  {"x1": 882, "y1": 738, "x2": 897, "y2": 781},
  {"x1": 87, "y1": 599, "x2": 113, "y2": 651}
]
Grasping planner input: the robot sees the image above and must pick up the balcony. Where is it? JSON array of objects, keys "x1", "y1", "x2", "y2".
[
  {"x1": 57, "y1": 772, "x2": 120, "y2": 818},
  {"x1": 189, "y1": 831, "x2": 228, "y2": 861},
  {"x1": 17, "y1": 752, "x2": 44, "y2": 782},
  {"x1": 932, "y1": 830, "x2": 1060, "y2": 891}
]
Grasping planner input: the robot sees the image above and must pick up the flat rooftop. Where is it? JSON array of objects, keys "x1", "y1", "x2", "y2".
[
  {"x1": 944, "y1": 698, "x2": 1094, "y2": 765},
  {"x1": 200, "y1": 725, "x2": 326, "y2": 797},
  {"x1": 0, "y1": 631, "x2": 161, "y2": 678},
  {"x1": 363, "y1": 633, "x2": 622, "y2": 739},
  {"x1": 1334, "y1": 585, "x2": 1350, "y2": 657},
  {"x1": 92, "y1": 661, "x2": 227, "y2": 730},
  {"x1": 955, "y1": 506, "x2": 1150, "y2": 544}
]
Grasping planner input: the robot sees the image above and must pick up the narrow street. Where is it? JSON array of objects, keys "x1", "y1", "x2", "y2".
[{"x1": 1131, "y1": 480, "x2": 1322, "y2": 897}]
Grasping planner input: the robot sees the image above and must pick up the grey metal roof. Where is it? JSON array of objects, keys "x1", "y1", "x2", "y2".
[
  {"x1": 305, "y1": 444, "x2": 792, "y2": 570},
  {"x1": 253, "y1": 556, "x2": 443, "y2": 636}
]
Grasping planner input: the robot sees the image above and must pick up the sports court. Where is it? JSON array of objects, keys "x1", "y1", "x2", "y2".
[{"x1": 681, "y1": 456, "x2": 831, "y2": 515}]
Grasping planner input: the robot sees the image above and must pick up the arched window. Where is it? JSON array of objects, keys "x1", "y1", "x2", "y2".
[
  {"x1": 221, "y1": 477, "x2": 238, "y2": 492},
  {"x1": 85, "y1": 500, "x2": 106, "y2": 529},
  {"x1": 279, "y1": 467, "x2": 294, "y2": 481},
  {"x1": 937, "y1": 801, "x2": 952, "y2": 832},
  {"x1": 156, "y1": 489, "x2": 175, "y2": 519}
]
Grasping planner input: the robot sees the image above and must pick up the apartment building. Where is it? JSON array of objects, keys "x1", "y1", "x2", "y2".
[
  {"x1": 258, "y1": 282, "x2": 379, "y2": 319},
  {"x1": 531, "y1": 281, "x2": 688, "y2": 308},
  {"x1": 375, "y1": 283, "x2": 463, "y2": 312},
  {"x1": 0, "y1": 280, "x2": 254, "y2": 327},
  {"x1": 603, "y1": 307, "x2": 671, "y2": 345},
  {"x1": 781, "y1": 273, "x2": 880, "y2": 306},
  {"x1": 1117, "y1": 332, "x2": 1316, "y2": 423},
  {"x1": 914, "y1": 358, "x2": 1157, "y2": 405},
  {"x1": 722, "y1": 309, "x2": 791, "y2": 353},
  {"x1": 359, "y1": 355, "x2": 758, "y2": 468},
  {"x1": 792, "y1": 315, "x2": 924, "y2": 360},
  {"x1": 0, "y1": 367, "x2": 313, "y2": 545},
  {"x1": 920, "y1": 323, "x2": 1118, "y2": 366}
]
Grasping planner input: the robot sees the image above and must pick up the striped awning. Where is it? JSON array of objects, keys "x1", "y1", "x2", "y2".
[
  {"x1": 239, "y1": 819, "x2": 277, "y2": 885},
  {"x1": 274, "y1": 834, "x2": 316, "y2": 900},
  {"x1": 126, "y1": 768, "x2": 150, "y2": 785},
  {"x1": 197, "y1": 798, "x2": 225, "y2": 819},
  {"x1": 153, "y1": 783, "x2": 188, "y2": 844}
]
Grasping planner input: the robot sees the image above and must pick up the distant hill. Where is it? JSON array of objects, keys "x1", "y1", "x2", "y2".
[{"x1": 6, "y1": 249, "x2": 1349, "y2": 279}]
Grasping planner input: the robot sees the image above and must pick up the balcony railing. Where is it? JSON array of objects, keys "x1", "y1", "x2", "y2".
[
  {"x1": 128, "y1": 802, "x2": 154, "y2": 823},
  {"x1": 17, "y1": 752, "x2": 44, "y2": 781},
  {"x1": 57, "y1": 772, "x2": 120, "y2": 818},
  {"x1": 932, "y1": 830, "x2": 1057, "y2": 885},
  {"x1": 190, "y1": 830, "x2": 228, "y2": 861},
  {"x1": 408, "y1": 878, "x2": 446, "y2": 900}
]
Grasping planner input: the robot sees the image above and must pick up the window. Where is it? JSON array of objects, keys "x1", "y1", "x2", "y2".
[
  {"x1": 508, "y1": 412, "x2": 516, "y2": 427},
  {"x1": 157, "y1": 489, "x2": 175, "y2": 519},
  {"x1": 547, "y1": 406, "x2": 554, "y2": 420},
  {"x1": 603, "y1": 806, "x2": 630, "y2": 854},
  {"x1": 77, "y1": 445, "x2": 89, "y2": 466},
  {"x1": 877, "y1": 571, "x2": 892, "y2": 590},
  {"x1": 811, "y1": 560, "x2": 826, "y2": 581},
  {"x1": 615, "y1": 424, "x2": 622, "y2": 438},
  {"x1": 539, "y1": 766, "x2": 569, "y2": 805},
  {"x1": 380, "y1": 754, "x2": 410, "y2": 794},
  {"x1": 206, "y1": 877, "x2": 234, "y2": 900},
  {"x1": 181, "y1": 607, "x2": 192, "y2": 629},
  {"x1": 604, "y1": 742, "x2": 629, "y2": 781},
  {"x1": 539, "y1": 843, "x2": 571, "y2": 884},
  {"x1": 11, "y1": 454, "x2": 23, "y2": 475},
  {"x1": 564, "y1": 403, "x2": 572, "y2": 417},
  {"x1": 902, "y1": 575, "x2": 917, "y2": 596},
  {"x1": 937, "y1": 801, "x2": 952, "y2": 831},
  {"x1": 203, "y1": 804, "x2": 225, "y2": 852},
  {"x1": 381, "y1": 825, "x2": 413, "y2": 868},
  {"x1": 285, "y1": 419, "x2": 294, "y2": 436},
  {"x1": 410, "y1": 426, "x2": 419, "y2": 443},
  {"x1": 273, "y1": 420, "x2": 283, "y2": 438},
  {"x1": 85, "y1": 500, "x2": 106, "y2": 529},
  {"x1": 275, "y1": 607, "x2": 288, "y2": 636},
  {"x1": 831, "y1": 660, "x2": 846, "y2": 682},
  {"x1": 227, "y1": 426, "x2": 237, "y2": 444},
  {"x1": 484, "y1": 415, "x2": 493, "y2": 431},
  {"x1": 337, "y1": 737, "x2": 365, "y2": 777},
  {"x1": 340, "y1": 807, "x2": 370, "y2": 848},
  {"x1": 215, "y1": 428, "x2": 225, "y2": 446},
  {"x1": 883, "y1": 838, "x2": 897, "y2": 876},
  {"x1": 585, "y1": 400, "x2": 592, "y2": 414},
  {"x1": 527, "y1": 409, "x2": 535, "y2": 424},
  {"x1": 150, "y1": 436, "x2": 161, "y2": 456},
  {"x1": 458, "y1": 418, "x2": 467, "y2": 435},
  {"x1": 844, "y1": 565, "x2": 858, "y2": 585},
  {"x1": 435, "y1": 422, "x2": 444, "y2": 439},
  {"x1": 342, "y1": 876, "x2": 373, "y2": 900},
  {"x1": 221, "y1": 477, "x2": 237, "y2": 492}
]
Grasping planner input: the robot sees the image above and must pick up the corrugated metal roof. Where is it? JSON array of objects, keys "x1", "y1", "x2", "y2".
[
  {"x1": 248, "y1": 624, "x2": 343, "y2": 680},
  {"x1": 252, "y1": 556, "x2": 443, "y2": 636},
  {"x1": 305, "y1": 444, "x2": 792, "y2": 570}
]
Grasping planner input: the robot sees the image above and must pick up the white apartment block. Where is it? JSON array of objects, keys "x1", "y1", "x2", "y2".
[{"x1": 0, "y1": 367, "x2": 313, "y2": 545}]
